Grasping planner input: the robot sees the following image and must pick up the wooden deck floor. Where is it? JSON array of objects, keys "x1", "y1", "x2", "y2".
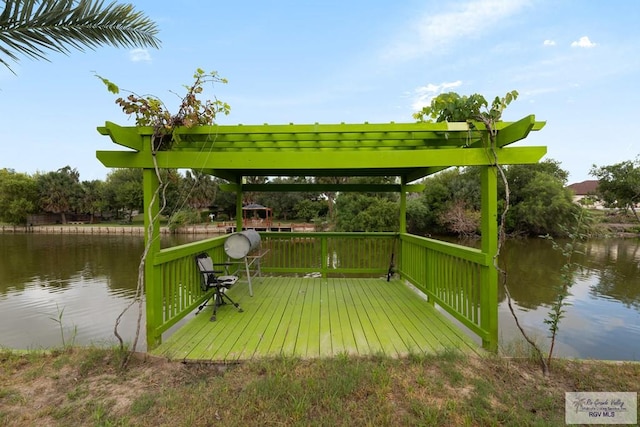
[{"x1": 150, "y1": 277, "x2": 480, "y2": 363}]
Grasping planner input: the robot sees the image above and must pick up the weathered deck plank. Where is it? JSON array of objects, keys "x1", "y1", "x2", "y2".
[{"x1": 150, "y1": 277, "x2": 479, "y2": 362}]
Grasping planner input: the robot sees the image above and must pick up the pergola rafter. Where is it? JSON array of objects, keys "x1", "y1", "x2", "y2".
[
  {"x1": 97, "y1": 114, "x2": 545, "y2": 183},
  {"x1": 218, "y1": 183, "x2": 427, "y2": 193}
]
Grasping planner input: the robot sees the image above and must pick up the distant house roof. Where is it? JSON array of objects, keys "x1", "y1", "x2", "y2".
[{"x1": 567, "y1": 180, "x2": 598, "y2": 195}]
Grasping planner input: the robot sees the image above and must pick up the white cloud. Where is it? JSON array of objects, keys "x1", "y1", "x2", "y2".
[
  {"x1": 383, "y1": 0, "x2": 531, "y2": 61},
  {"x1": 129, "y1": 48, "x2": 152, "y2": 62},
  {"x1": 571, "y1": 36, "x2": 597, "y2": 48},
  {"x1": 543, "y1": 39, "x2": 556, "y2": 46},
  {"x1": 411, "y1": 80, "x2": 463, "y2": 111}
]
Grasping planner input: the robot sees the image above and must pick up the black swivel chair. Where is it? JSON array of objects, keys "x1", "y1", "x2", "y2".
[{"x1": 195, "y1": 253, "x2": 243, "y2": 321}]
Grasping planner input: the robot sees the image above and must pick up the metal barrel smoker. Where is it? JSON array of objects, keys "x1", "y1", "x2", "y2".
[
  {"x1": 223, "y1": 230, "x2": 265, "y2": 296},
  {"x1": 224, "y1": 230, "x2": 261, "y2": 259}
]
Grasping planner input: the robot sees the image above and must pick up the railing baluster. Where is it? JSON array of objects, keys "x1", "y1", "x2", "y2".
[{"x1": 398, "y1": 233, "x2": 492, "y2": 347}]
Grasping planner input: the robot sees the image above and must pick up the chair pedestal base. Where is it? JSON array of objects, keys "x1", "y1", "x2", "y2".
[{"x1": 196, "y1": 287, "x2": 243, "y2": 321}]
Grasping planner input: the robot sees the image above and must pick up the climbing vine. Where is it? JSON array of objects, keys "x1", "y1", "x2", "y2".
[
  {"x1": 96, "y1": 69, "x2": 230, "y2": 366},
  {"x1": 415, "y1": 90, "x2": 557, "y2": 376},
  {"x1": 413, "y1": 91, "x2": 518, "y2": 124},
  {"x1": 96, "y1": 68, "x2": 230, "y2": 150}
]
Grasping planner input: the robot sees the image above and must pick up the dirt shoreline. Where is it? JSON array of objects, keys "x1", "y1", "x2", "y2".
[
  {"x1": 1, "y1": 223, "x2": 317, "y2": 234},
  {"x1": 2, "y1": 221, "x2": 638, "y2": 236},
  {"x1": 595, "y1": 222, "x2": 640, "y2": 238},
  {"x1": 2, "y1": 225, "x2": 205, "y2": 234}
]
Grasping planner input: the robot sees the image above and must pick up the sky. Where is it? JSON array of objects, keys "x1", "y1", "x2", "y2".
[{"x1": 1, "y1": 0, "x2": 639, "y2": 183}]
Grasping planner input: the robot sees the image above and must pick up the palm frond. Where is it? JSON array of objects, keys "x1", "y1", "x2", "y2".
[{"x1": 0, "y1": 0, "x2": 161, "y2": 71}]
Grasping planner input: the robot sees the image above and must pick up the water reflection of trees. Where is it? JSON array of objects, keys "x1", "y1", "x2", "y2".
[
  {"x1": 499, "y1": 238, "x2": 640, "y2": 312},
  {"x1": 582, "y1": 240, "x2": 640, "y2": 310},
  {"x1": 499, "y1": 238, "x2": 570, "y2": 309},
  {"x1": 0, "y1": 234, "x2": 144, "y2": 295},
  {"x1": 3, "y1": 234, "x2": 639, "y2": 311}
]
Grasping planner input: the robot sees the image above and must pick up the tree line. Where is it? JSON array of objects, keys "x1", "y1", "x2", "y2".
[{"x1": 0, "y1": 158, "x2": 596, "y2": 237}]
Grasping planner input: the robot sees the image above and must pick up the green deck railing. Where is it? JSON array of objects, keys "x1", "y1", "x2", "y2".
[
  {"x1": 145, "y1": 232, "x2": 496, "y2": 351},
  {"x1": 148, "y1": 235, "x2": 228, "y2": 347},
  {"x1": 398, "y1": 234, "x2": 493, "y2": 344},
  {"x1": 260, "y1": 232, "x2": 397, "y2": 276}
]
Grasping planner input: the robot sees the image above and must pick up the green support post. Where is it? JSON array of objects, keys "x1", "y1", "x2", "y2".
[
  {"x1": 235, "y1": 177, "x2": 243, "y2": 232},
  {"x1": 321, "y1": 236, "x2": 328, "y2": 278},
  {"x1": 398, "y1": 177, "x2": 407, "y2": 281},
  {"x1": 143, "y1": 167, "x2": 162, "y2": 350},
  {"x1": 399, "y1": 177, "x2": 407, "y2": 234},
  {"x1": 480, "y1": 166, "x2": 499, "y2": 351}
]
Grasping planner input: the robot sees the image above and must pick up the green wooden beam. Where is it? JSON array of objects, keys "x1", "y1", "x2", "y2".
[
  {"x1": 219, "y1": 183, "x2": 239, "y2": 192},
  {"x1": 458, "y1": 115, "x2": 546, "y2": 151},
  {"x1": 495, "y1": 115, "x2": 541, "y2": 148},
  {"x1": 171, "y1": 121, "x2": 472, "y2": 136},
  {"x1": 99, "y1": 119, "x2": 544, "y2": 152},
  {"x1": 402, "y1": 184, "x2": 425, "y2": 192},
  {"x1": 531, "y1": 121, "x2": 546, "y2": 131},
  {"x1": 218, "y1": 183, "x2": 426, "y2": 193},
  {"x1": 97, "y1": 146, "x2": 547, "y2": 172},
  {"x1": 173, "y1": 137, "x2": 481, "y2": 150},
  {"x1": 469, "y1": 116, "x2": 544, "y2": 132},
  {"x1": 97, "y1": 122, "x2": 144, "y2": 151},
  {"x1": 176, "y1": 129, "x2": 471, "y2": 142},
  {"x1": 207, "y1": 169, "x2": 238, "y2": 182},
  {"x1": 405, "y1": 166, "x2": 451, "y2": 183}
]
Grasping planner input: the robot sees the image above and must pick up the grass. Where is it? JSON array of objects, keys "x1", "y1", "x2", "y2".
[{"x1": 1, "y1": 346, "x2": 638, "y2": 426}]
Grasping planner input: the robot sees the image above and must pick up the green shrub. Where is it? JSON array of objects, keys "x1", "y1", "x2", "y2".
[{"x1": 168, "y1": 209, "x2": 201, "y2": 232}]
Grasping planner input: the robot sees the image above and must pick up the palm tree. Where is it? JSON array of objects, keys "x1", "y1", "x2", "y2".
[
  {"x1": 36, "y1": 165, "x2": 82, "y2": 224},
  {"x1": 0, "y1": 0, "x2": 160, "y2": 72},
  {"x1": 183, "y1": 169, "x2": 217, "y2": 210}
]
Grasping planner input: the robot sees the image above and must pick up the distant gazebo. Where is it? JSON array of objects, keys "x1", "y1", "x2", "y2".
[{"x1": 242, "y1": 203, "x2": 273, "y2": 229}]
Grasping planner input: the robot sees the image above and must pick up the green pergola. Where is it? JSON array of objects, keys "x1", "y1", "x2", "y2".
[{"x1": 96, "y1": 114, "x2": 546, "y2": 351}]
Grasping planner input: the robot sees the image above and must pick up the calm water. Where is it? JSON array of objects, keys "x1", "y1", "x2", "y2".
[
  {"x1": 1, "y1": 234, "x2": 639, "y2": 360},
  {"x1": 0, "y1": 234, "x2": 196, "y2": 352},
  {"x1": 498, "y1": 238, "x2": 640, "y2": 360}
]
